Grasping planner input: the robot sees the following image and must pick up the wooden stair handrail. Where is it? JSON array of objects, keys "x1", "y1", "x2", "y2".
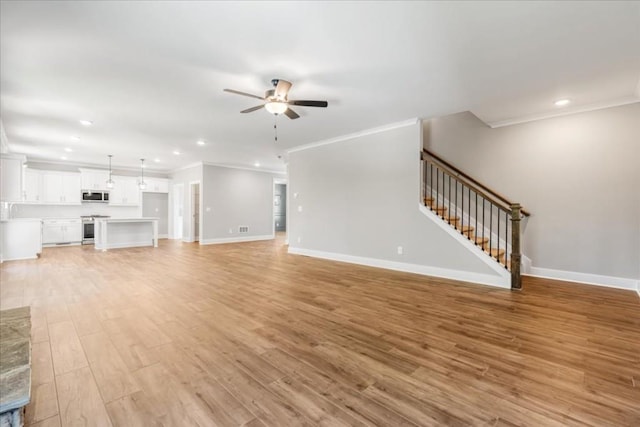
[{"x1": 422, "y1": 149, "x2": 530, "y2": 217}]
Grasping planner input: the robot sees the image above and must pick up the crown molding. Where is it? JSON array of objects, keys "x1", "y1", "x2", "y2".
[
  {"x1": 286, "y1": 118, "x2": 420, "y2": 154},
  {"x1": 484, "y1": 96, "x2": 640, "y2": 128},
  {"x1": 201, "y1": 161, "x2": 286, "y2": 175},
  {"x1": 25, "y1": 157, "x2": 169, "y2": 175}
]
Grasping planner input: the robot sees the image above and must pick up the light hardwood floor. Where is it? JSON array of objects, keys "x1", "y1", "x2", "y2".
[{"x1": 1, "y1": 234, "x2": 639, "y2": 426}]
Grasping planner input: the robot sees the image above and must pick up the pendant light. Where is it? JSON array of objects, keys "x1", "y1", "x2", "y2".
[
  {"x1": 138, "y1": 158, "x2": 147, "y2": 190},
  {"x1": 106, "y1": 155, "x2": 115, "y2": 189}
]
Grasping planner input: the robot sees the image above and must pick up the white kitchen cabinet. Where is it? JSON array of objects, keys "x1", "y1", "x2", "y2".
[
  {"x1": 42, "y1": 219, "x2": 82, "y2": 245},
  {"x1": 23, "y1": 168, "x2": 43, "y2": 203},
  {"x1": 0, "y1": 154, "x2": 25, "y2": 202},
  {"x1": 143, "y1": 177, "x2": 169, "y2": 193},
  {"x1": 80, "y1": 169, "x2": 110, "y2": 191},
  {"x1": 109, "y1": 176, "x2": 140, "y2": 206},
  {"x1": 42, "y1": 172, "x2": 81, "y2": 205}
]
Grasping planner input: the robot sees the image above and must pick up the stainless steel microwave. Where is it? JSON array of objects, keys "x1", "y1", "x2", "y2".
[{"x1": 81, "y1": 191, "x2": 109, "y2": 203}]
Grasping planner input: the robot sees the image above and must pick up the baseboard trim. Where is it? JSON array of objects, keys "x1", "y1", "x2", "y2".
[
  {"x1": 288, "y1": 246, "x2": 510, "y2": 289},
  {"x1": 526, "y1": 267, "x2": 639, "y2": 292},
  {"x1": 200, "y1": 234, "x2": 274, "y2": 245},
  {"x1": 95, "y1": 241, "x2": 154, "y2": 250}
]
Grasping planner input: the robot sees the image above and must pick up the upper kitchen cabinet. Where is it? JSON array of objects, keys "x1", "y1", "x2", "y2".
[
  {"x1": 80, "y1": 168, "x2": 110, "y2": 191},
  {"x1": 0, "y1": 154, "x2": 26, "y2": 202},
  {"x1": 143, "y1": 177, "x2": 169, "y2": 193},
  {"x1": 109, "y1": 176, "x2": 140, "y2": 206},
  {"x1": 41, "y1": 171, "x2": 81, "y2": 205},
  {"x1": 23, "y1": 168, "x2": 43, "y2": 203}
]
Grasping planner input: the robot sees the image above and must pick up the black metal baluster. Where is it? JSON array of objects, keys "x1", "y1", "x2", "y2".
[
  {"x1": 461, "y1": 183, "x2": 465, "y2": 235},
  {"x1": 489, "y1": 203, "x2": 493, "y2": 259},
  {"x1": 448, "y1": 175, "x2": 451, "y2": 223},
  {"x1": 468, "y1": 187, "x2": 471, "y2": 240},
  {"x1": 436, "y1": 167, "x2": 439, "y2": 212},
  {"x1": 497, "y1": 208, "x2": 501, "y2": 265},
  {"x1": 482, "y1": 199, "x2": 485, "y2": 250},
  {"x1": 475, "y1": 191, "x2": 478, "y2": 247}
]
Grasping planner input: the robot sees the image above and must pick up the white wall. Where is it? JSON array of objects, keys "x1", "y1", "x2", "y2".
[
  {"x1": 424, "y1": 103, "x2": 640, "y2": 286},
  {"x1": 288, "y1": 121, "x2": 506, "y2": 287},
  {"x1": 200, "y1": 164, "x2": 281, "y2": 243}
]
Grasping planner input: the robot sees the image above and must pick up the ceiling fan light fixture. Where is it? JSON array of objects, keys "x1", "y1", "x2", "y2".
[{"x1": 265, "y1": 101, "x2": 288, "y2": 115}]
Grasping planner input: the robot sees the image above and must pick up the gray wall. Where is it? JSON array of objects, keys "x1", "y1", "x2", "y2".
[
  {"x1": 201, "y1": 165, "x2": 280, "y2": 241},
  {"x1": 424, "y1": 103, "x2": 640, "y2": 280},
  {"x1": 142, "y1": 192, "x2": 169, "y2": 236},
  {"x1": 288, "y1": 122, "x2": 499, "y2": 278}
]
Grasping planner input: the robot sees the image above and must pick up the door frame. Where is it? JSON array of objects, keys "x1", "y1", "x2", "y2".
[{"x1": 171, "y1": 183, "x2": 184, "y2": 240}]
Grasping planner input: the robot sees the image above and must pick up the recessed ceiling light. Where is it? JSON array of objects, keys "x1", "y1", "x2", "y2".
[
  {"x1": 71, "y1": 136, "x2": 81, "y2": 141},
  {"x1": 196, "y1": 140, "x2": 206, "y2": 146},
  {"x1": 554, "y1": 99, "x2": 571, "y2": 107},
  {"x1": 22, "y1": 164, "x2": 28, "y2": 168},
  {"x1": 64, "y1": 147, "x2": 73, "y2": 152},
  {"x1": 154, "y1": 158, "x2": 160, "y2": 163},
  {"x1": 61, "y1": 156, "x2": 68, "y2": 160},
  {"x1": 173, "y1": 150, "x2": 181, "y2": 155},
  {"x1": 254, "y1": 162, "x2": 260, "y2": 167},
  {"x1": 79, "y1": 120, "x2": 93, "y2": 126}
]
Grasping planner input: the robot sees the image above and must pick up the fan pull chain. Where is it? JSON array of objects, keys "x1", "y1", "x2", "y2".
[{"x1": 274, "y1": 116, "x2": 278, "y2": 143}]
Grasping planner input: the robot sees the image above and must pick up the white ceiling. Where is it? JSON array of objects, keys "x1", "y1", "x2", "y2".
[{"x1": 1, "y1": 1, "x2": 638, "y2": 172}]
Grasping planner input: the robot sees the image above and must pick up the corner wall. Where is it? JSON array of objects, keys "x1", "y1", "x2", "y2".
[
  {"x1": 288, "y1": 121, "x2": 506, "y2": 288},
  {"x1": 425, "y1": 103, "x2": 640, "y2": 289}
]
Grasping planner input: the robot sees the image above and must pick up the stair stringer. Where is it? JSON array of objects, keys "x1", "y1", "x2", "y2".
[
  {"x1": 418, "y1": 203, "x2": 510, "y2": 287},
  {"x1": 425, "y1": 186, "x2": 511, "y2": 255}
]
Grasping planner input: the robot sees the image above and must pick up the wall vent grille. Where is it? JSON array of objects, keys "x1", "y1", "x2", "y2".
[{"x1": 239, "y1": 226, "x2": 249, "y2": 233}]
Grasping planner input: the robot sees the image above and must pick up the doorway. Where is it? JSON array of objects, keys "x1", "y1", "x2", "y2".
[
  {"x1": 173, "y1": 183, "x2": 184, "y2": 240},
  {"x1": 190, "y1": 181, "x2": 200, "y2": 242},
  {"x1": 274, "y1": 183, "x2": 287, "y2": 232}
]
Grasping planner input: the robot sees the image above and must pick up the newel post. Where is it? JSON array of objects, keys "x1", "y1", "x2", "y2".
[{"x1": 510, "y1": 203, "x2": 522, "y2": 290}]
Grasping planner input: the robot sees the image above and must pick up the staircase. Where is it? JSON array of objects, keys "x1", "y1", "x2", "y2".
[{"x1": 421, "y1": 150, "x2": 530, "y2": 289}]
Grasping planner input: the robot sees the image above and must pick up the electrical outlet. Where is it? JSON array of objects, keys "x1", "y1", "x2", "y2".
[
  {"x1": 297, "y1": 236, "x2": 302, "y2": 243},
  {"x1": 206, "y1": 207, "x2": 211, "y2": 212},
  {"x1": 294, "y1": 192, "x2": 299, "y2": 198},
  {"x1": 397, "y1": 246, "x2": 403, "y2": 255},
  {"x1": 297, "y1": 205, "x2": 303, "y2": 212},
  {"x1": 228, "y1": 228, "x2": 233, "y2": 234}
]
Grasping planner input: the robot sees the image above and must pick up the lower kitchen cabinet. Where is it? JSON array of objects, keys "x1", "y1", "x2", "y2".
[{"x1": 42, "y1": 219, "x2": 82, "y2": 245}]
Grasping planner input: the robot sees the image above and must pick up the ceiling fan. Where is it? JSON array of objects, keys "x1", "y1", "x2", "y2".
[{"x1": 224, "y1": 79, "x2": 328, "y2": 119}]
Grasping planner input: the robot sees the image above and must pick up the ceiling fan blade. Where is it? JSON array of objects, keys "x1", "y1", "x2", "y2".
[
  {"x1": 241, "y1": 104, "x2": 265, "y2": 113},
  {"x1": 289, "y1": 100, "x2": 328, "y2": 108},
  {"x1": 274, "y1": 79, "x2": 292, "y2": 100},
  {"x1": 284, "y1": 108, "x2": 300, "y2": 120},
  {"x1": 224, "y1": 89, "x2": 265, "y2": 100}
]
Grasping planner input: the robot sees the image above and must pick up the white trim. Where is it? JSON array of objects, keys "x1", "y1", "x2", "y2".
[
  {"x1": 525, "y1": 267, "x2": 639, "y2": 291},
  {"x1": 288, "y1": 246, "x2": 509, "y2": 289},
  {"x1": 95, "y1": 241, "x2": 154, "y2": 250},
  {"x1": 158, "y1": 234, "x2": 168, "y2": 239},
  {"x1": 418, "y1": 204, "x2": 511, "y2": 278},
  {"x1": 202, "y1": 161, "x2": 285, "y2": 175},
  {"x1": 200, "y1": 234, "x2": 274, "y2": 245},
  {"x1": 485, "y1": 97, "x2": 640, "y2": 128},
  {"x1": 286, "y1": 118, "x2": 419, "y2": 154}
]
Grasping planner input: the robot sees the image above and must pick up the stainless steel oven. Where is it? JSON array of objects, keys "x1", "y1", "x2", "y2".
[{"x1": 81, "y1": 215, "x2": 110, "y2": 244}]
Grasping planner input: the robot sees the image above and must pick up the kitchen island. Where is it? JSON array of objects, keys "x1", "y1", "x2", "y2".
[
  {"x1": 94, "y1": 217, "x2": 158, "y2": 251},
  {"x1": 1, "y1": 218, "x2": 42, "y2": 262}
]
